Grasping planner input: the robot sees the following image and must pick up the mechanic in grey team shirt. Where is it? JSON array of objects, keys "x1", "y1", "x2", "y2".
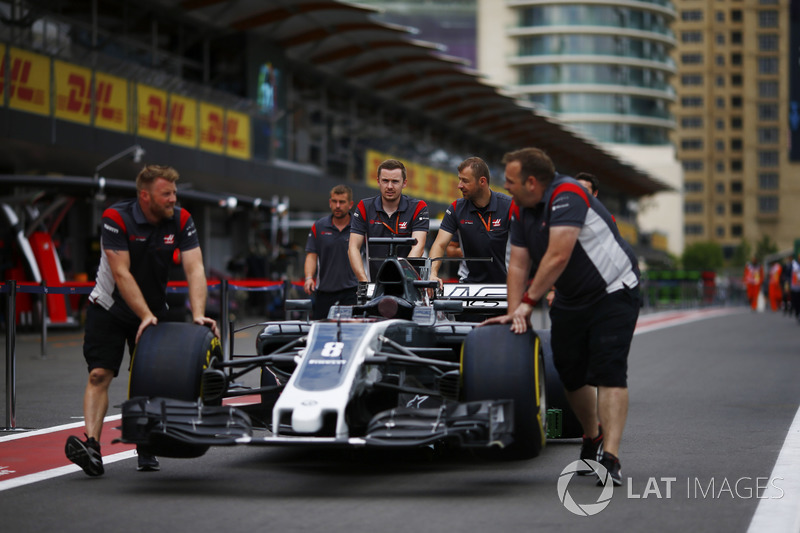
[
  {"x1": 304, "y1": 184, "x2": 359, "y2": 319},
  {"x1": 486, "y1": 147, "x2": 640, "y2": 487},
  {"x1": 428, "y1": 156, "x2": 513, "y2": 288},
  {"x1": 65, "y1": 164, "x2": 218, "y2": 477}
]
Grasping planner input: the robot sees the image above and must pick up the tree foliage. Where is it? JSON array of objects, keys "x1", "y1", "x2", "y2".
[{"x1": 682, "y1": 241, "x2": 724, "y2": 271}]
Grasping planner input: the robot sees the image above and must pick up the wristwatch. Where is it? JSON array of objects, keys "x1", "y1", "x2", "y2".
[{"x1": 521, "y1": 291, "x2": 537, "y2": 307}]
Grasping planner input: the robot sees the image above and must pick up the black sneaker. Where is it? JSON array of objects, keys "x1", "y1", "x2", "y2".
[
  {"x1": 137, "y1": 448, "x2": 160, "y2": 472},
  {"x1": 596, "y1": 451, "x2": 622, "y2": 487},
  {"x1": 65, "y1": 435, "x2": 104, "y2": 477},
  {"x1": 577, "y1": 426, "x2": 603, "y2": 475}
]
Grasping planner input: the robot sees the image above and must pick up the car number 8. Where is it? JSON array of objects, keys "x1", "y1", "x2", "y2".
[{"x1": 321, "y1": 342, "x2": 344, "y2": 357}]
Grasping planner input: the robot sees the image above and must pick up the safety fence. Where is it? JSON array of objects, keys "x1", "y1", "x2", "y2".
[{"x1": 0, "y1": 278, "x2": 302, "y2": 431}]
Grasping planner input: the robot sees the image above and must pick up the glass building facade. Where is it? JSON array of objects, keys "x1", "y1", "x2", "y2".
[{"x1": 510, "y1": 1, "x2": 677, "y2": 145}]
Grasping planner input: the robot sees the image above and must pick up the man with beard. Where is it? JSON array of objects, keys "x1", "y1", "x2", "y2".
[
  {"x1": 65, "y1": 165, "x2": 218, "y2": 476},
  {"x1": 303, "y1": 184, "x2": 359, "y2": 319},
  {"x1": 428, "y1": 157, "x2": 513, "y2": 287},
  {"x1": 349, "y1": 159, "x2": 429, "y2": 282}
]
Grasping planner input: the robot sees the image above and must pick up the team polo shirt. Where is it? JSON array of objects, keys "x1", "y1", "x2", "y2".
[
  {"x1": 90, "y1": 198, "x2": 200, "y2": 323},
  {"x1": 305, "y1": 214, "x2": 358, "y2": 292},
  {"x1": 510, "y1": 175, "x2": 639, "y2": 310},
  {"x1": 351, "y1": 194, "x2": 429, "y2": 279},
  {"x1": 440, "y1": 191, "x2": 513, "y2": 283}
]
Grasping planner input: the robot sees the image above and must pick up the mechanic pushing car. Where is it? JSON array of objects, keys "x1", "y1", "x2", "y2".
[
  {"x1": 348, "y1": 158, "x2": 429, "y2": 283},
  {"x1": 65, "y1": 164, "x2": 219, "y2": 477},
  {"x1": 485, "y1": 147, "x2": 640, "y2": 487}
]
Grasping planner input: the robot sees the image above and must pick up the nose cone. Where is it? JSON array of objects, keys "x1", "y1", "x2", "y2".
[{"x1": 291, "y1": 404, "x2": 324, "y2": 434}]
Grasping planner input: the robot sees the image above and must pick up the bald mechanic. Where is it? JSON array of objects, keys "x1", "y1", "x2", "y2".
[
  {"x1": 429, "y1": 156, "x2": 513, "y2": 287},
  {"x1": 349, "y1": 159, "x2": 429, "y2": 282},
  {"x1": 486, "y1": 148, "x2": 640, "y2": 487}
]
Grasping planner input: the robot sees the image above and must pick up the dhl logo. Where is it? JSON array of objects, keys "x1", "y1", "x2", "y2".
[
  {"x1": 56, "y1": 74, "x2": 123, "y2": 123},
  {"x1": 0, "y1": 56, "x2": 45, "y2": 105},
  {"x1": 201, "y1": 112, "x2": 245, "y2": 150}
]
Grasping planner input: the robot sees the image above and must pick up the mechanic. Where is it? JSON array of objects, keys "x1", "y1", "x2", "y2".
[
  {"x1": 575, "y1": 172, "x2": 600, "y2": 198},
  {"x1": 428, "y1": 156, "x2": 513, "y2": 287},
  {"x1": 743, "y1": 256, "x2": 763, "y2": 312},
  {"x1": 65, "y1": 164, "x2": 218, "y2": 477},
  {"x1": 485, "y1": 147, "x2": 640, "y2": 487},
  {"x1": 348, "y1": 159, "x2": 429, "y2": 282},
  {"x1": 303, "y1": 184, "x2": 359, "y2": 319}
]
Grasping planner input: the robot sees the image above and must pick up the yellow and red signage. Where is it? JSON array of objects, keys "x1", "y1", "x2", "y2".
[
  {"x1": 169, "y1": 93, "x2": 197, "y2": 148},
  {"x1": 137, "y1": 84, "x2": 168, "y2": 142},
  {"x1": 1, "y1": 46, "x2": 50, "y2": 116}
]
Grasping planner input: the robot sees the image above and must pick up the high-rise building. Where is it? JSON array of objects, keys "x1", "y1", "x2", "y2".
[
  {"x1": 478, "y1": 0, "x2": 684, "y2": 256},
  {"x1": 673, "y1": 0, "x2": 800, "y2": 258}
]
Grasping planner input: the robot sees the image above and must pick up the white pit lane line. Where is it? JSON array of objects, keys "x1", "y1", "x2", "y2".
[{"x1": 747, "y1": 404, "x2": 800, "y2": 532}]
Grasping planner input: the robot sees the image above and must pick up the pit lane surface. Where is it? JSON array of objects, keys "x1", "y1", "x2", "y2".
[{"x1": 1, "y1": 308, "x2": 799, "y2": 532}]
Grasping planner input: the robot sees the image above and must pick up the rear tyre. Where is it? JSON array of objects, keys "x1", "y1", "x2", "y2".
[{"x1": 461, "y1": 324, "x2": 546, "y2": 459}]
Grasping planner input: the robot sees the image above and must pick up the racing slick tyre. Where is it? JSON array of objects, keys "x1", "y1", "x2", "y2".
[
  {"x1": 536, "y1": 330, "x2": 582, "y2": 439},
  {"x1": 461, "y1": 324, "x2": 546, "y2": 459},
  {"x1": 129, "y1": 322, "x2": 221, "y2": 402},
  {"x1": 128, "y1": 323, "x2": 221, "y2": 458}
]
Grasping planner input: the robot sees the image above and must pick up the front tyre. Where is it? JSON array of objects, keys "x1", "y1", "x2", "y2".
[
  {"x1": 129, "y1": 322, "x2": 221, "y2": 401},
  {"x1": 461, "y1": 324, "x2": 546, "y2": 459}
]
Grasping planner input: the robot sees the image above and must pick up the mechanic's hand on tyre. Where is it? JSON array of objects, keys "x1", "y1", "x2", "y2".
[
  {"x1": 194, "y1": 316, "x2": 219, "y2": 338},
  {"x1": 136, "y1": 315, "x2": 159, "y2": 344}
]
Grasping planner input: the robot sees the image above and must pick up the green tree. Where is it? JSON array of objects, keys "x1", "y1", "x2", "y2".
[
  {"x1": 682, "y1": 241, "x2": 724, "y2": 271},
  {"x1": 754, "y1": 235, "x2": 778, "y2": 262},
  {"x1": 731, "y1": 239, "x2": 751, "y2": 267}
]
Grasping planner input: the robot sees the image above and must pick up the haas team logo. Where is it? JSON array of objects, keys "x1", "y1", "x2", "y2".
[{"x1": 163, "y1": 234, "x2": 175, "y2": 245}]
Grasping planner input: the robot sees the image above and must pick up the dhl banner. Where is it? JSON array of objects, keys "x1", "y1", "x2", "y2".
[
  {"x1": 4, "y1": 44, "x2": 258, "y2": 162},
  {"x1": 169, "y1": 93, "x2": 197, "y2": 148},
  {"x1": 224, "y1": 109, "x2": 250, "y2": 160},
  {"x1": 199, "y1": 102, "x2": 225, "y2": 154},
  {"x1": 54, "y1": 62, "x2": 129, "y2": 132},
  {"x1": 365, "y1": 149, "x2": 456, "y2": 205},
  {"x1": 137, "y1": 84, "x2": 168, "y2": 142},
  {"x1": 54, "y1": 60, "x2": 92, "y2": 125},
  {"x1": 1, "y1": 46, "x2": 50, "y2": 116},
  {"x1": 94, "y1": 72, "x2": 128, "y2": 133}
]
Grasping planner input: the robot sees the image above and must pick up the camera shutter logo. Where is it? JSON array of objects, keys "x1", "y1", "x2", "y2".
[{"x1": 557, "y1": 460, "x2": 614, "y2": 516}]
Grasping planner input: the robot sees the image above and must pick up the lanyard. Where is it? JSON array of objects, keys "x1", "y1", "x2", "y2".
[
  {"x1": 379, "y1": 214, "x2": 399, "y2": 234},
  {"x1": 475, "y1": 211, "x2": 494, "y2": 232}
]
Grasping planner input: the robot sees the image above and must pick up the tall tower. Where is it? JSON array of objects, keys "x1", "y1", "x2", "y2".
[
  {"x1": 479, "y1": 0, "x2": 684, "y2": 256},
  {"x1": 673, "y1": 0, "x2": 800, "y2": 258}
]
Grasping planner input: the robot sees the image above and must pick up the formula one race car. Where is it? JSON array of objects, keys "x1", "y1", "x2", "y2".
[{"x1": 119, "y1": 238, "x2": 581, "y2": 460}]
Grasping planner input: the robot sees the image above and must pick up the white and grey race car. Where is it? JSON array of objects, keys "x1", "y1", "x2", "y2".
[{"x1": 119, "y1": 238, "x2": 581, "y2": 461}]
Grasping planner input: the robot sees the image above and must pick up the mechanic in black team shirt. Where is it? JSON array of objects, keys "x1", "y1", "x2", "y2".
[
  {"x1": 304, "y1": 184, "x2": 359, "y2": 319},
  {"x1": 348, "y1": 159, "x2": 429, "y2": 282},
  {"x1": 428, "y1": 156, "x2": 513, "y2": 287},
  {"x1": 486, "y1": 148, "x2": 640, "y2": 487},
  {"x1": 65, "y1": 165, "x2": 218, "y2": 477}
]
